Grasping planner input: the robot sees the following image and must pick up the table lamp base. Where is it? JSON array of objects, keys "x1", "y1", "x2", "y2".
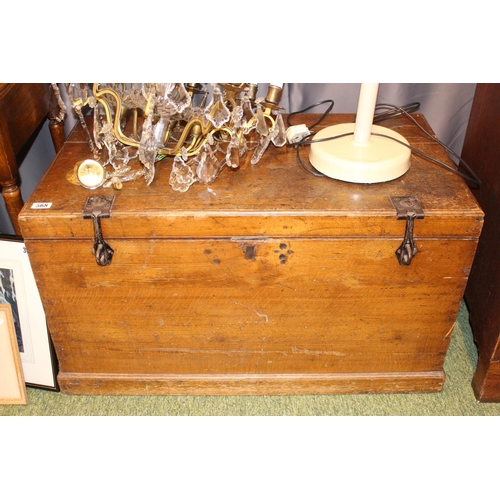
[{"x1": 309, "y1": 123, "x2": 411, "y2": 183}]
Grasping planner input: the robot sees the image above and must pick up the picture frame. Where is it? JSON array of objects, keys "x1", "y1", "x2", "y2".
[
  {"x1": 0, "y1": 304, "x2": 27, "y2": 404},
  {"x1": 0, "y1": 235, "x2": 58, "y2": 390}
]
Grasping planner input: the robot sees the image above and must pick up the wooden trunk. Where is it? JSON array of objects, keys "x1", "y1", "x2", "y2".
[{"x1": 18, "y1": 113, "x2": 483, "y2": 395}]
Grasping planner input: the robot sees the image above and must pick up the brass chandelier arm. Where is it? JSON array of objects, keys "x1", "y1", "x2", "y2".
[
  {"x1": 92, "y1": 84, "x2": 142, "y2": 150},
  {"x1": 160, "y1": 118, "x2": 217, "y2": 157},
  {"x1": 92, "y1": 83, "x2": 218, "y2": 157}
]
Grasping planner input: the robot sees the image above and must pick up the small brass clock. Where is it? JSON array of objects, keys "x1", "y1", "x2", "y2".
[{"x1": 76, "y1": 159, "x2": 105, "y2": 189}]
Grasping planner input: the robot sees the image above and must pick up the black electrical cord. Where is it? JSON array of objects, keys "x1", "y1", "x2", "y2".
[
  {"x1": 375, "y1": 103, "x2": 481, "y2": 187},
  {"x1": 287, "y1": 99, "x2": 334, "y2": 131},
  {"x1": 287, "y1": 99, "x2": 337, "y2": 176},
  {"x1": 372, "y1": 102, "x2": 421, "y2": 124},
  {"x1": 288, "y1": 100, "x2": 481, "y2": 188}
]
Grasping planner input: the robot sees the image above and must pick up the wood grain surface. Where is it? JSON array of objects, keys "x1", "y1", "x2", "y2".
[
  {"x1": 461, "y1": 84, "x2": 500, "y2": 401},
  {"x1": 19, "y1": 113, "x2": 483, "y2": 395}
]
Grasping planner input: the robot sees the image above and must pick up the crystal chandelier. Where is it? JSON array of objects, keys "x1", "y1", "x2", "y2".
[{"x1": 65, "y1": 83, "x2": 287, "y2": 192}]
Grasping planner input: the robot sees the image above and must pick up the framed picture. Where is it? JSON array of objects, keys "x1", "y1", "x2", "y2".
[
  {"x1": 0, "y1": 236, "x2": 58, "y2": 390},
  {"x1": 0, "y1": 304, "x2": 27, "y2": 404}
]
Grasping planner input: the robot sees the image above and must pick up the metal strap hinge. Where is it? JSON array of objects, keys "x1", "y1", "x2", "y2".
[
  {"x1": 83, "y1": 196, "x2": 115, "y2": 266},
  {"x1": 390, "y1": 196, "x2": 424, "y2": 266}
]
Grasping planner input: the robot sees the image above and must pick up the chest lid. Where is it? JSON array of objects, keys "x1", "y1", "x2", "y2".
[{"x1": 19, "y1": 114, "x2": 483, "y2": 240}]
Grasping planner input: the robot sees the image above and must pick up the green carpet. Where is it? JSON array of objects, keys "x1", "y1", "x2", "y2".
[{"x1": 2, "y1": 301, "x2": 500, "y2": 416}]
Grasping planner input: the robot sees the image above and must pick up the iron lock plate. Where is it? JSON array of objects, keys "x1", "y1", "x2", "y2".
[
  {"x1": 390, "y1": 196, "x2": 425, "y2": 266},
  {"x1": 390, "y1": 196, "x2": 425, "y2": 220}
]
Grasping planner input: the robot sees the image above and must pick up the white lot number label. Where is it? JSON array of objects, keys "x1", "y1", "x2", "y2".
[{"x1": 31, "y1": 202, "x2": 53, "y2": 209}]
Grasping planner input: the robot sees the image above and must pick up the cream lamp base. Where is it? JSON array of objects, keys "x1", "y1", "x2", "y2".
[{"x1": 309, "y1": 123, "x2": 411, "y2": 184}]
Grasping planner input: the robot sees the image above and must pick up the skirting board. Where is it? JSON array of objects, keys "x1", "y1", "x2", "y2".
[{"x1": 57, "y1": 371, "x2": 446, "y2": 396}]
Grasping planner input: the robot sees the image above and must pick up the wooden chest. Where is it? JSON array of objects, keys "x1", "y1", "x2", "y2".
[{"x1": 18, "y1": 113, "x2": 483, "y2": 395}]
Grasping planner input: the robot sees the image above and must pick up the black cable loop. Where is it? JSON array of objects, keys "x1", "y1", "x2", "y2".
[
  {"x1": 375, "y1": 103, "x2": 481, "y2": 187},
  {"x1": 287, "y1": 99, "x2": 334, "y2": 129}
]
